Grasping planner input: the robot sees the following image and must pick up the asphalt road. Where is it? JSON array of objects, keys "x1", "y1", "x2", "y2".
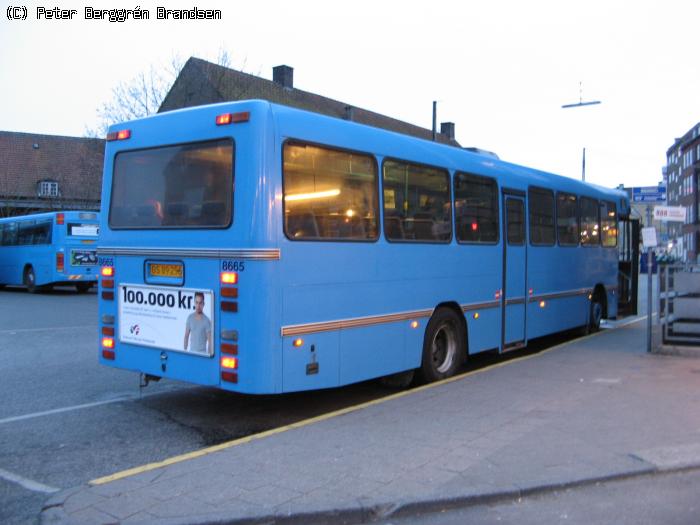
[{"x1": 0, "y1": 287, "x2": 395, "y2": 525}]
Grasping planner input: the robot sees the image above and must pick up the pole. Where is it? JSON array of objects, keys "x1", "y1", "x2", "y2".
[
  {"x1": 646, "y1": 205, "x2": 653, "y2": 353},
  {"x1": 582, "y1": 147, "x2": 586, "y2": 182},
  {"x1": 432, "y1": 101, "x2": 437, "y2": 142}
]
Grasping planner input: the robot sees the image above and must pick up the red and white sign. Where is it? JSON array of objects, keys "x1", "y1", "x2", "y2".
[{"x1": 653, "y1": 206, "x2": 686, "y2": 222}]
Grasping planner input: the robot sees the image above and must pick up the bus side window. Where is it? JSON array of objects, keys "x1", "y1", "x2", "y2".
[
  {"x1": 528, "y1": 187, "x2": 555, "y2": 246},
  {"x1": 2, "y1": 222, "x2": 18, "y2": 246},
  {"x1": 600, "y1": 200, "x2": 617, "y2": 247},
  {"x1": 283, "y1": 142, "x2": 378, "y2": 242},
  {"x1": 454, "y1": 172, "x2": 499, "y2": 244},
  {"x1": 382, "y1": 159, "x2": 450, "y2": 243},
  {"x1": 580, "y1": 197, "x2": 600, "y2": 246}
]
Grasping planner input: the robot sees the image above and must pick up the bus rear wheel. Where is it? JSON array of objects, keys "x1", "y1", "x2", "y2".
[
  {"x1": 23, "y1": 266, "x2": 37, "y2": 294},
  {"x1": 76, "y1": 282, "x2": 92, "y2": 294},
  {"x1": 418, "y1": 308, "x2": 465, "y2": 383}
]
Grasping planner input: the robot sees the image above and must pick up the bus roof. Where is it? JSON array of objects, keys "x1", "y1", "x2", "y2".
[{"x1": 114, "y1": 99, "x2": 629, "y2": 212}]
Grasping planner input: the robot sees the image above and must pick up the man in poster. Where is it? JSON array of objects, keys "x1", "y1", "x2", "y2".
[{"x1": 183, "y1": 292, "x2": 212, "y2": 355}]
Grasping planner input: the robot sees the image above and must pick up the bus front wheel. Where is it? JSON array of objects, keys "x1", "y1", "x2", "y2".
[
  {"x1": 588, "y1": 295, "x2": 604, "y2": 333},
  {"x1": 23, "y1": 266, "x2": 37, "y2": 294},
  {"x1": 418, "y1": 308, "x2": 464, "y2": 383}
]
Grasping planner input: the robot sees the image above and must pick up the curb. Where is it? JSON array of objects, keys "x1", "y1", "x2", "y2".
[{"x1": 40, "y1": 463, "x2": 700, "y2": 525}]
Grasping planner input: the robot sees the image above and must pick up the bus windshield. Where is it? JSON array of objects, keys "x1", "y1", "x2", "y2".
[{"x1": 109, "y1": 138, "x2": 234, "y2": 229}]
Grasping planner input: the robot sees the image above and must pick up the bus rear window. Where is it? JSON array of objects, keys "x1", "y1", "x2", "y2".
[{"x1": 109, "y1": 139, "x2": 233, "y2": 229}]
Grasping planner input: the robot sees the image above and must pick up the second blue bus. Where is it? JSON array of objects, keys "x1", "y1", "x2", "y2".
[{"x1": 0, "y1": 211, "x2": 99, "y2": 292}]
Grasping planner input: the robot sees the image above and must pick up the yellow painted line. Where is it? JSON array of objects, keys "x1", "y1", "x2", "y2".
[{"x1": 90, "y1": 315, "x2": 645, "y2": 486}]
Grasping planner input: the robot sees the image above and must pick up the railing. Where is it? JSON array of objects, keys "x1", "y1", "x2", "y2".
[{"x1": 659, "y1": 263, "x2": 700, "y2": 345}]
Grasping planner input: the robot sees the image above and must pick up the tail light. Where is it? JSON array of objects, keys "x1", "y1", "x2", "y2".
[
  {"x1": 216, "y1": 112, "x2": 249, "y2": 125},
  {"x1": 221, "y1": 356, "x2": 238, "y2": 369},
  {"x1": 106, "y1": 129, "x2": 131, "y2": 141},
  {"x1": 56, "y1": 252, "x2": 64, "y2": 272},
  {"x1": 220, "y1": 272, "x2": 238, "y2": 284}
]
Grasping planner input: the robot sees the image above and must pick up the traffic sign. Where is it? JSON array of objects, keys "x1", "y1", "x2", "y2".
[
  {"x1": 641, "y1": 227, "x2": 657, "y2": 248},
  {"x1": 632, "y1": 186, "x2": 666, "y2": 203},
  {"x1": 653, "y1": 205, "x2": 686, "y2": 222}
]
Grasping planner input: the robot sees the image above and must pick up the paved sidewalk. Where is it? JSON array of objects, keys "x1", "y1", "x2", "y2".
[{"x1": 41, "y1": 319, "x2": 700, "y2": 524}]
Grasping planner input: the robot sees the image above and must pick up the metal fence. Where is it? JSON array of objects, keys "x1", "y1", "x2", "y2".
[{"x1": 659, "y1": 263, "x2": 700, "y2": 345}]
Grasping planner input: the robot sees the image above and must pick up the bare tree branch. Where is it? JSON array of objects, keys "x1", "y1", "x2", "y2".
[{"x1": 85, "y1": 50, "x2": 246, "y2": 138}]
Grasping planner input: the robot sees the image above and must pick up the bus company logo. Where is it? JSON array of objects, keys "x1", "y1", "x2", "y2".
[{"x1": 130, "y1": 324, "x2": 140, "y2": 335}]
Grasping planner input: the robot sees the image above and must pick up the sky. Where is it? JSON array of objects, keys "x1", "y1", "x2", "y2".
[{"x1": 1, "y1": 0, "x2": 699, "y2": 189}]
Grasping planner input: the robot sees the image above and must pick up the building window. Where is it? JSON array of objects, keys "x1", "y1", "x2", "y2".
[{"x1": 37, "y1": 181, "x2": 59, "y2": 198}]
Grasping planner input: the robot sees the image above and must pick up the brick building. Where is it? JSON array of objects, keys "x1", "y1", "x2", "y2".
[
  {"x1": 665, "y1": 122, "x2": 700, "y2": 262},
  {"x1": 0, "y1": 131, "x2": 104, "y2": 217},
  {"x1": 159, "y1": 58, "x2": 460, "y2": 147}
]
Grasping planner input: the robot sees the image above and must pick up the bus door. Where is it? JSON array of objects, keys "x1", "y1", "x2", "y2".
[
  {"x1": 617, "y1": 217, "x2": 639, "y2": 317},
  {"x1": 501, "y1": 192, "x2": 527, "y2": 351}
]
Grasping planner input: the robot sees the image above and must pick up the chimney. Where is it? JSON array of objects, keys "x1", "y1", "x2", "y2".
[
  {"x1": 273, "y1": 65, "x2": 293, "y2": 89},
  {"x1": 440, "y1": 122, "x2": 455, "y2": 141},
  {"x1": 344, "y1": 105, "x2": 354, "y2": 121}
]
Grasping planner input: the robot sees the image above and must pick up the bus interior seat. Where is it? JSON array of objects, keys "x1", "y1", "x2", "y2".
[
  {"x1": 412, "y1": 212, "x2": 434, "y2": 240},
  {"x1": 339, "y1": 216, "x2": 366, "y2": 238},
  {"x1": 135, "y1": 205, "x2": 161, "y2": 226},
  {"x1": 201, "y1": 201, "x2": 226, "y2": 224},
  {"x1": 480, "y1": 220, "x2": 496, "y2": 240},
  {"x1": 287, "y1": 212, "x2": 319, "y2": 238},
  {"x1": 166, "y1": 202, "x2": 188, "y2": 225},
  {"x1": 384, "y1": 211, "x2": 404, "y2": 240}
]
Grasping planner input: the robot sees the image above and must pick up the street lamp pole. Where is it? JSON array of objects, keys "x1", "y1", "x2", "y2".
[{"x1": 562, "y1": 83, "x2": 601, "y2": 181}]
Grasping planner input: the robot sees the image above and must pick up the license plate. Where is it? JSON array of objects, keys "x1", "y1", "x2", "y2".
[{"x1": 149, "y1": 263, "x2": 183, "y2": 278}]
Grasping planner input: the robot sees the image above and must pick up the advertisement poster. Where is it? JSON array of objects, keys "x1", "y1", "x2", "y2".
[{"x1": 118, "y1": 284, "x2": 214, "y2": 356}]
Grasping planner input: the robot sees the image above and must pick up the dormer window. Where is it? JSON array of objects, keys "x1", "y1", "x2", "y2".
[{"x1": 37, "y1": 180, "x2": 59, "y2": 198}]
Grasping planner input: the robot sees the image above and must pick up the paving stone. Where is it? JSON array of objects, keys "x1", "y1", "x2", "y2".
[
  {"x1": 238, "y1": 483, "x2": 303, "y2": 508},
  {"x1": 89, "y1": 489, "x2": 158, "y2": 521},
  {"x1": 61, "y1": 489, "x2": 109, "y2": 515},
  {"x1": 88, "y1": 478, "x2": 143, "y2": 498},
  {"x1": 146, "y1": 494, "x2": 220, "y2": 519},
  {"x1": 62, "y1": 506, "x2": 121, "y2": 525}
]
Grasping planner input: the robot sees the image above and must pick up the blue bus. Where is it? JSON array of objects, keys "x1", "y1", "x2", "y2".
[
  {"x1": 0, "y1": 211, "x2": 99, "y2": 293},
  {"x1": 97, "y1": 100, "x2": 631, "y2": 393}
]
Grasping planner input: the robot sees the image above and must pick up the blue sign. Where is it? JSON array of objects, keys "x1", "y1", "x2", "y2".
[{"x1": 632, "y1": 186, "x2": 666, "y2": 203}]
